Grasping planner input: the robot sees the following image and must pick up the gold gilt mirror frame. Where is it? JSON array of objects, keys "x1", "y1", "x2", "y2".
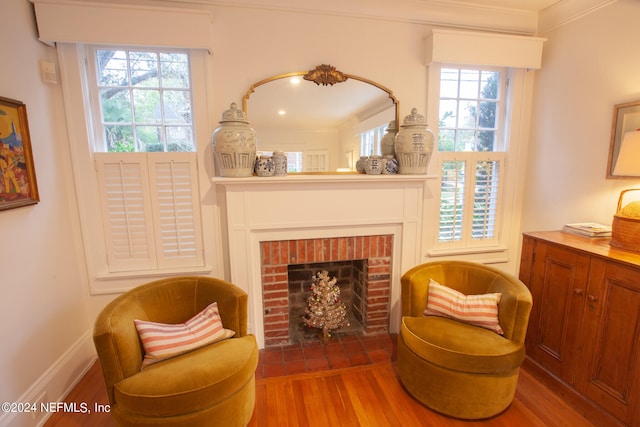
[{"x1": 242, "y1": 64, "x2": 399, "y2": 132}]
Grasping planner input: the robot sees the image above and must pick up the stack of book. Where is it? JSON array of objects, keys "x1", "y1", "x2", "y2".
[{"x1": 562, "y1": 222, "x2": 612, "y2": 238}]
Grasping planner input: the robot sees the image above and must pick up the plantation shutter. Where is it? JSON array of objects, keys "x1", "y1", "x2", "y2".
[
  {"x1": 439, "y1": 160, "x2": 465, "y2": 242},
  {"x1": 95, "y1": 152, "x2": 203, "y2": 273},
  {"x1": 471, "y1": 159, "x2": 501, "y2": 240},
  {"x1": 148, "y1": 153, "x2": 204, "y2": 268},
  {"x1": 303, "y1": 150, "x2": 329, "y2": 172},
  {"x1": 439, "y1": 153, "x2": 504, "y2": 246}
]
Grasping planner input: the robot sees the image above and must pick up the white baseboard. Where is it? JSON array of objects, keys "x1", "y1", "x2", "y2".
[{"x1": 0, "y1": 329, "x2": 97, "y2": 427}]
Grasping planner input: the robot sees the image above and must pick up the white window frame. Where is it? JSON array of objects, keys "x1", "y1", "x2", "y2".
[
  {"x1": 87, "y1": 47, "x2": 195, "y2": 154},
  {"x1": 435, "y1": 65, "x2": 507, "y2": 250},
  {"x1": 359, "y1": 123, "x2": 387, "y2": 157},
  {"x1": 57, "y1": 43, "x2": 215, "y2": 293},
  {"x1": 420, "y1": 29, "x2": 542, "y2": 267},
  {"x1": 427, "y1": 63, "x2": 532, "y2": 260}
]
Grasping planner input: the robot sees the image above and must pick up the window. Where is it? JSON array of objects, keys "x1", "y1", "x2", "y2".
[
  {"x1": 40, "y1": 2, "x2": 215, "y2": 292},
  {"x1": 360, "y1": 123, "x2": 388, "y2": 156},
  {"x1": 437, "y1": 67, "x2": 506, "y2": 247},
  {"x1": 92, "y1": 49, "x2": 194, "y2": 153},
  {"x1": 88, "y1": 47, "x2": 204, "y2": 275}
]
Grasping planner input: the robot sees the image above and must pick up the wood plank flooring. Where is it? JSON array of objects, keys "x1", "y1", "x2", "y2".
[
  {"x1": 43, "y1": 359, "x2": 599, "y2": 427},
  {"x1": 249, "y1": 362, "x2": 596, "y2": 427}
]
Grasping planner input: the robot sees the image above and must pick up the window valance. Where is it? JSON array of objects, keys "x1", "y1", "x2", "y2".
[
  {"x1": 33, "y1": 0, "x2": 213, "y2": 51},
  {"x1": 426, "y1": 29, "x2": 545, "y2": 69}
]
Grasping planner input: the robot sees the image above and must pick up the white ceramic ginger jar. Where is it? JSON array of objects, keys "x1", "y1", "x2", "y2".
[
  {"x1": 394, "y1": 108, "x2": 434, "y2": 175},
  {"x1": 364, "y1": 155, "x2": 383, "y2": 174},
  {"x1": 212, "y1": 102, "x2": 257, "y2": 177},
  {"x1": 272, "y1": 151, "x2": 287, "y2": 176},
  {"x1": 380, "y1": 120, "x2": 396, "y2": 157}
]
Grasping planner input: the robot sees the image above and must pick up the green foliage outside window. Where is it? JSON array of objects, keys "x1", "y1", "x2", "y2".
[
  {"x1": 96, "y1": 49, "x2": 194, "y2": 153},
  {"x1": 438, "y1": 68, "x2": 501, "y2": 242}
]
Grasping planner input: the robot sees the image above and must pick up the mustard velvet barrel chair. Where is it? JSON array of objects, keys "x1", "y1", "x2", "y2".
[
  {"x1": 398, "y1": 261, "x2": 533, "y2": 419},
  {"x1": 93, "y1": 276, "x2": 259, "y2": 427}
]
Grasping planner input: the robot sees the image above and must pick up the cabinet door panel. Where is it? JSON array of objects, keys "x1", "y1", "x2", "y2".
[
  {"x1": 526, "y1": 242, "x2": 590, "y2": 384},
  {"x1": 579, "y1": 259, "x2": 640, "y2": 425}
]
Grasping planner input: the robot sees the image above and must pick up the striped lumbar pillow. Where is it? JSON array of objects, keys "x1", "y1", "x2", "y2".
[
  {"x1": 423, "y1": 279, "x2": 503, "y2": 335},
  {"x1": 134, "y1": 302, "x2": 235, "y2": 368}
]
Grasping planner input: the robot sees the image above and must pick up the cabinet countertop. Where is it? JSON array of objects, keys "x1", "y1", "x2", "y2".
[{"x1": 523, "y1": 230, "x2": 640, "y2": 269}]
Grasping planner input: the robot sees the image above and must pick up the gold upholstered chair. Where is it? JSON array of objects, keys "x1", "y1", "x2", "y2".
[
  {"x1": 93, "y1": 276, "x2": 258, "y2": 427},
  {"x1": 398, "y1": 261, "x2": 532, "y2": 419}
]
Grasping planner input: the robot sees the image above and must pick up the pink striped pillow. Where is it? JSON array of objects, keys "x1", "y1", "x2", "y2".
[
  {"x1": 423, "y1": 279, "x2": 503, "y2": 335},
  {"x1": 134, "y1": 302, "x2": 235, "y2": 368}
]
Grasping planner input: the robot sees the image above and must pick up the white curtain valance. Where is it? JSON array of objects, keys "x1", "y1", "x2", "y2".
[
  {"x1": 426, "y1": 29, "x2": 545, "y2": 69},
  {"x1": 33, "y1": 0, "x2": 214, "y2": 52}
]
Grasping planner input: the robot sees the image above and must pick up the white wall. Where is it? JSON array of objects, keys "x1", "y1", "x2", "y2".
[
  {"x1": 0, "y1": 1, "x2": 95, "y2": 426},
  {"x1": 207, "y1": 6, "x2": 430, "y2": 131},
  {"x1": 522, "y1": 0, "x2": 640, "y2": 234}
]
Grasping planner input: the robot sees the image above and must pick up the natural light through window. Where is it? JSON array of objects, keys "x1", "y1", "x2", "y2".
[
  {"x1": 94, "y1": 49, "x2": 195, "y2": 153},
  {"x1": 438, "y1": 67, "x2": 505, "y2": 245},
  {"x1": 360, "y1": 123, "x2": 388, "y2": 156}
]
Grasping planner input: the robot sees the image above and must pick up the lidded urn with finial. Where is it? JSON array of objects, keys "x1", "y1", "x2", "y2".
[
  {"x1": 212, "y1": 102, "x2": 257, "y2": 177},
  {"x1": 394, "y1": 108, "x2": 434, "y2": 174}
]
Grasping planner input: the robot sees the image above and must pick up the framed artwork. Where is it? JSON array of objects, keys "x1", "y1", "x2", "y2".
[
  {"x1": 607, "y1": 99, "x2": 640, "y2": 178},
  {"x1": 0, "y1": 96, "x2": 39, "y2": 210}
]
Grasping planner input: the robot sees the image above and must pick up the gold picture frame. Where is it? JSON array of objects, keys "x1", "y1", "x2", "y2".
[
  {"x1": 0, "y1": 96, "x2": 39, "y2": 210},
  {"x1": 607, "y1": 99, "x2": 640, "y2": 178}
]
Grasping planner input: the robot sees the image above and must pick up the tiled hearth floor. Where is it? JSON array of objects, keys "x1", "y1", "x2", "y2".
[{"x1": 256, "y1": 333, "x2": 398, "y2": 379}]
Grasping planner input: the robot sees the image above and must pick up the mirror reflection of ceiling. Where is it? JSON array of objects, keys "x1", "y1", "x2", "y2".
[{"x1": 246, "y1": 76, "x2": 393, "y2": 130}]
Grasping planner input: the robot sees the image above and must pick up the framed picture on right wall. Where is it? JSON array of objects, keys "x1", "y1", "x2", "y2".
[{"x1": 607, "y1": 99, "x2": 640, "y2": 178}]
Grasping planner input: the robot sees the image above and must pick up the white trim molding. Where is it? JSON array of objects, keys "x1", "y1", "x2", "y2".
[
  {"x1": 33, "y1": 0, "x2": 214, "y2": 51},
  {"x1": 426, "y1": 29, "x2": 546, "y2": 69},
  {"x1": 538, "y1": 0, "x2": 617, "y2": 35},
  {"x1": 0, "y1": 330, "x2": 96, "y2": 427}
]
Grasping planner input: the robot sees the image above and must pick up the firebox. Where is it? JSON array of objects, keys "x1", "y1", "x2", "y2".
[{"x1": 260, "y1": 235, "x2": 392, "y2": 347}]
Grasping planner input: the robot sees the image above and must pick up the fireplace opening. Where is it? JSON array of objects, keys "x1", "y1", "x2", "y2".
[
  {"x1": 261, "y1": 235, "x2": 393, "y2": 347},
  {"x1": 288, "y1": 260, "x2": 366, "y2": 343}
]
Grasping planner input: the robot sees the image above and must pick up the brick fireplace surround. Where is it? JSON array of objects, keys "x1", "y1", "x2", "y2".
[{"x1": 261, "y1": 235, "x2": 393, "y2": 347}]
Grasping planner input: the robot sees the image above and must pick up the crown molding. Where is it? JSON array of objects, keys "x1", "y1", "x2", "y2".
[
  {"x1": 164, "y1": 0, "x2": 540, "y2": 34},
  {"x1": 37, "y1": 0, "x2": 617, "y2": 35},
  {"x1": 537, "y1": 0, "x2": 616, "y2": 34}
]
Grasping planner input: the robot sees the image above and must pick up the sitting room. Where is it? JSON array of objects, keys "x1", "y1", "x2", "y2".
[{"x1": 2, "y1": 0, "x2": 639, "y2": 426}]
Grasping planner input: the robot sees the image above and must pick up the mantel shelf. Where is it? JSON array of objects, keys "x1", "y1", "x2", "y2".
[{"x1": 212, "y1": 174, "x2": 438, "y2": 186}]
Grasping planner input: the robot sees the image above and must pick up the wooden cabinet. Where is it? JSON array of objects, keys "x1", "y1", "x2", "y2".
[{"x1": 520, "y1": 231, "x2": 640, "y2": 426}]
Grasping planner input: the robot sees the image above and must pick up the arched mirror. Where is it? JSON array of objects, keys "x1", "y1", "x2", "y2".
[{"x1": 243, "y1": 64, "x2": 398, "y2": 173}]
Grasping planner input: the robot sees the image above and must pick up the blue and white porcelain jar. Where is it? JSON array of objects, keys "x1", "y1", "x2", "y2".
[
  {"x1": 212, "y1": 103, "x2": 257, "y2": 177},
  {"x1": 272, "y1": 151, "x2": 287, "y2": 176},
  {"x1": 356, "y1": 156, "x2": 368, "y2": 173},
  {"x1": 382, "y1": 155, "x2": 398, "y2": 175},
  {"x1": 364, "y1": 155, "x2": 383, "y2": 175},
  {"x1": 380, "y1": 120, "x2": 396, "y2": 157},
  {"x1": 255, "y1": 155, "x2": 274, "y2": 177},
  {"x1": 394, "y1": 108, "x2": 434, "y2": 175}
]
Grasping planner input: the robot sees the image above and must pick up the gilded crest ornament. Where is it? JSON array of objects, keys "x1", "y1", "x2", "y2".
[{"x1": 303, "y1": 64, "x2": 349, "y2": 86}]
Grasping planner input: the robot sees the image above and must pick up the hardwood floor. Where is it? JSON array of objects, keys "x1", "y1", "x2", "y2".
[
  {"x1": 250, "y1": 363, "x2": 595, "y2": 427},
  {"x1": 44, "y1": 334, "x2": 599, "y2": 427}
]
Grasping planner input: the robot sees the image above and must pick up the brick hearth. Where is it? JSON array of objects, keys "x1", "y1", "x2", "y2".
[{"x1": 260, "y1": 235, "x2": 393, "y2": 347}]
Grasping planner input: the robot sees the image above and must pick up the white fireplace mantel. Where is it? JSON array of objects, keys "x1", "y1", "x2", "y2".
[
  {"x1": 211, "y1": 173, "x2": 437, "y2": 185},
  {"x1": 213, "y1": 174, "x2": 436, "y2": 348}
]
